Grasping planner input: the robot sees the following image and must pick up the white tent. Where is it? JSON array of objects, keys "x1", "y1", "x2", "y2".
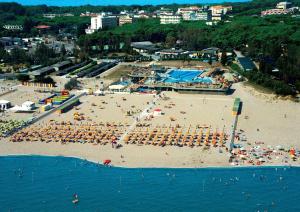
[
  {"x1": 108, "y1": 84, "x2": 126, "y2": 92},
  {"x1": 22, "y1": 101, "x2": 35, "y2": 110},
  {"x1": 10, "y1": 101, "x2": 35, "y2": 112},
  {"x1": 94, "y1": 90, "x2": 104, "y2": 96}
]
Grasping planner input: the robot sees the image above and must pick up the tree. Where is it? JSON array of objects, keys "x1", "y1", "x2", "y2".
[
  {"x1": 17, "y1": 74, "x2": 30, "y2": 81},
  {"x1": 295, "y1": 81, "x2": 300, "y2": 92},
  {"x1": 165, "y1": 33, "x2": 176, "y2": 48},
  {"x1": 60, "y1": 44, "x2": 67, "y2": 59},
  {"x1": 208, "y1": 57, "x2": 212, "y2": 66},
  {"x1": 23, "y1": 17, "x2": 35, "y2": 34},
  {"x1": 64, "y1": 78, "x2": 80, "y2": 90},
  {"x1": 33, "y1": 43, "x2": 56, "y2": 65},
  {"x1": 34, "y1": 75, "x2": 55, "y2": 85},
  {"x1": 10, "y1": 48, "x2": 30, "y2": 64},
  {"x1": 220, "y1": 51, "x2": 227, "y2": 66},
  {"x1": 0, "y1": 46, "x2": 9, "y2": 62}
]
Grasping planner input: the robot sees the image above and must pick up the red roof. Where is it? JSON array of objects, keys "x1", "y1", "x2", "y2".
[
  {"x1": 35, "y1": 25, "x2": 51, "y2": 29},
  {"x1": 154, "y1": 108, "x2": 162, "y2": 111}
]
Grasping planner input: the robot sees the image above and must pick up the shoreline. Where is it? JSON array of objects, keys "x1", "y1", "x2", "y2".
[
  {"x1": 0, "y1": 153, "x2": 297, "y2": 169},
  {"x1": 0, "y1": 141, "x2": 297, "y2": 169}
]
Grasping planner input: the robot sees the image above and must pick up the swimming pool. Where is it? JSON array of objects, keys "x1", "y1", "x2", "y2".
[{"x1": 162, "y1": 69, "x2": 213, "y2": 84}]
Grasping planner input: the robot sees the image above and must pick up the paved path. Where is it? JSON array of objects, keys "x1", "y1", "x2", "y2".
[
  {"x1": 228, "y1": 114, "x2": 239, "y2": 151},
  {"x1": 119, "y1": 94, "x2": 161, "y2": 144}
]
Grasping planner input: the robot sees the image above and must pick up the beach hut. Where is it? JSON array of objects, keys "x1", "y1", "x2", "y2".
[
  {"x1": 153, "y1": 108, "x2": 162, "y2": 116},
  {"x1": 0, "y1": 100, "x2": 11, "y2": 111}
]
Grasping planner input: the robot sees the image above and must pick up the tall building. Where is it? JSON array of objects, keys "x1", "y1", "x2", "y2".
[
  {"x1": 85, "y1": 14, "x2": 118, "y2": 34},
  {"x1": 160, "y1": 15, "x2": 181, "y2": 24}
]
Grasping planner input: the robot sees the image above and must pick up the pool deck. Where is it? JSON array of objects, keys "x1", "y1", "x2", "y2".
[{"x1": 139, "y1": 83, "x2": 230, "y2": 95}]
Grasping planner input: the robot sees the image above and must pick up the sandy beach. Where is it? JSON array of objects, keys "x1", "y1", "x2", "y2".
[{"x1": 1, "y1": 81, "x2": 300, "y2": 167}]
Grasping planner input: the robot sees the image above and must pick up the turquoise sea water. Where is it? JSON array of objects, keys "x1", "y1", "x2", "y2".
[
  {"x1": 0, "y1": 0, "x2": 250, "y2": 6},
  {"x1": 0, "y1": 156, "x2": 300, "y2": 211}
]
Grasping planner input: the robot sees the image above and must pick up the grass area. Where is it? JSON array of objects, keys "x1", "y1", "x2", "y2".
[
  {"x1": 230, "y1": 63, "x2": 244, "y2": 75},
  {"x1": 103, "y1": 65, "x2": 132, "y2": 80}
]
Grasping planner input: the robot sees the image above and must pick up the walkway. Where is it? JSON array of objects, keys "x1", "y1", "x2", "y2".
[
  {"x1": 119, "y1": 94, "x2": 161, "y2": 144},
  {"x1": 228, "y1": 98, "x2": 241, "y2": 151}
]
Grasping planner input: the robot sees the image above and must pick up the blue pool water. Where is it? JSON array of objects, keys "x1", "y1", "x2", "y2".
[
  {"x1": 0, "y1": 156, "x2": 300, "y2": 211},
  {"x1": 0, "y1": 0, "x2": 250, "y2": 6},
  {"x1": 163, "y1": 69, "x2": 213, "y2": 84}
]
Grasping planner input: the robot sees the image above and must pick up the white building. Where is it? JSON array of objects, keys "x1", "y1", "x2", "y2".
[
  {"x1": 177, "y1": 6, "x2": 200, "y2": 14},
  {"x1": 160, "y1": 15, "x2": 181, "y2": 24},
  {"x1": 210, "y1": 5, "x2": 232, "y2": 16},
  {"x1": 3, "y1": 25, "x2": 23, "y2": 31},
  {"x1": 119, "y1": 15, "x2": 135, "y2": 26},
  {"x1": 261, "y1": 9, "x2": 291, "y2": 16},
  {"x1": 156, "y1": 7, "x2": 174, "y2": 16},
  {"x1": 212, "y1": 14, "x2": 223, "y2": 21},
  {"x1": 85, "y1": 14, "x2": 118, "y2": 34},
  {"x1": 276, "y1": 2, "x2": 292, "y2": 9},
  {"x1": 182, "y1": 11, "x2": 211, "y2": 21}
]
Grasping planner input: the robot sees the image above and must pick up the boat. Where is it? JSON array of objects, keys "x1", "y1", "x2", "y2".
[
  {"x1": 72, "y1": 194, "x2": 79, "y2": 204},
  {"x1": 103, "y1": 159, "x2": 111, "y2": 165}
]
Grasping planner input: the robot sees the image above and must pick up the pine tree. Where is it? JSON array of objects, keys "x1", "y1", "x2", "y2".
[{"x1": 221, "y1": 51, "x2": 227, "y2": 66}]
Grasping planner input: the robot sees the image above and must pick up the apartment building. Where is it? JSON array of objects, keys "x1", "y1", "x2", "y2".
[
  {"x1": 160, "y1": 15, "x2": 181, "y2": 24},
  {"x1": 119, "y1": 15, "x2": 136, "y2": 26},
  {"x1": 85, "y1": 14, "x2": 118, "y2": 34}
]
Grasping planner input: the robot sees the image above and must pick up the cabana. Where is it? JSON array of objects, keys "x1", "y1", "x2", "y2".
[
  {"x1": 94, "y1": 90, "x2": 104, "y2": 96},
  {"x1": 0, "y1": 100, "x2": 11, "y2": 111}
]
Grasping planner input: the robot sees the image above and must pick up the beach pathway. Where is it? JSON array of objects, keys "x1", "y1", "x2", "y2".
[{"x1": 119, "y1": 94, "x2": 161, "y2": 144}]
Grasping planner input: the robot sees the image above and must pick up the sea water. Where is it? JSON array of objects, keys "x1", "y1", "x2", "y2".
[
  {"x1": 0, "y1": 155, "x2": 299, "y2": 211},
  {"x1": 0, "y1": 0, "x2": 250, "y2": 6}
]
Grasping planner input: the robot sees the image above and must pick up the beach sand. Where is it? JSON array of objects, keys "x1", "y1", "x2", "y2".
[{"x1": 1, "y1": 82, "x2": 300, "y2": 168}]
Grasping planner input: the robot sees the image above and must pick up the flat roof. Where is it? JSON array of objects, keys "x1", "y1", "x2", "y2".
[
  {"x1": 52, "y1": 61, "x2": 71, "y2": 68},
  {"x1": 31, "y1": 66, "x2": 55, "y2": 76},
  {"x1": 0, "y1": 100, "x2": 10, "y2": 104}
]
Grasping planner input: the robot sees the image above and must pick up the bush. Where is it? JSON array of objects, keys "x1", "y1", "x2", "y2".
[
  {"x1": 34, "y1": 76, "x2": 55, "y2": 85},
  {"x1": 64, "y1": 78, "x2": 80, "y2": 90},
  {"x1": 246, "y1": 70, "x2": 295, "y2": 95}
]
